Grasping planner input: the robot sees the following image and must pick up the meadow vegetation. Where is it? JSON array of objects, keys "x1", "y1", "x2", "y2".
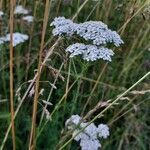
[{"x1": 0, "y1": 0, "x2": 150, "y2": 149}]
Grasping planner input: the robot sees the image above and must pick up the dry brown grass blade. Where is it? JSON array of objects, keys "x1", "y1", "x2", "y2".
[
  {"x1": 118, "y1": 0, "x2": 149, "y2": 34},
  {"x1": 0, "y1": 0, "x2": 3, "y2": 9},
  {"x1": 28, "y1": 0, "x2": 51, "y2": 149},
  {"x1": 25, "y1": 2, "x2": 38, "y2": 80},
  {"x1": 9, "y1": 0, "x2": 16, "y2": 149}
]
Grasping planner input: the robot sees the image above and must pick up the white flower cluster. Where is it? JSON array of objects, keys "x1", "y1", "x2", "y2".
[
  {"x1": 14, "y1": 5, "x2": 29, "y2": 15},
  {"x1": 76, "y1": 21, "x2": 123, "y2": 47},
  {"x1": 66, "y1": 43, "x2": 114, "y2": 61},
  {"x1": 50, "y1": 17, "x2": 77, "y2": 36},
  {"x1": 22, "y1": 15, "x2": 34, "y2": 23},
  {"x1": 50, "y1": 17, "x2": 123, "y2": 61},
  {"x1": 14, "y1": 5, "x2": 34, "y2": 23},
  {"x1": 65, "y1": 115, "x2": 110, "y2": 150},
  {"x1": 0, "y1": 32, "x2": 29, "y2": 47}
]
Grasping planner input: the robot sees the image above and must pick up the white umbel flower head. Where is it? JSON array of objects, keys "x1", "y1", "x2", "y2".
[
  {"x1": 97, "y1": 124, "x2": 110, "y2": 139},
  {"x1": 3, "y1": 32, "x2": 29, "y2": 47},
  {"x1": 83, "y1": 45, "x2": 114, "y2": 61},
  {"x1": 76, "y1": 21, "x2": 124, "y2": 47},
  {"x1": 50, "y1": 17, "x2": 73, "y2": 27},
  {"x1": 66, "y1": 43, "x2": 87, "y2": 57},
  {"x1": 14, "y1": 5, "x2": 29, "y2": 15},
  {"x1": 22, "y1": 15, "x2": 34, "y2": 23},
  {"x1": 50, "y1": 17, "x2": 123, "y2": 62},
  {"x1": 65, "y1": 114, "x2": 110, "y2": 150},
  {"x1": 66, "y1": 43, "x2": 114, "y2": 61},
  {"x1": 50, "y1": 17, "x2": 124, "y2": 47},
  {"x1": 50, "y1": 17, "x2": 77, "y2": 36}
]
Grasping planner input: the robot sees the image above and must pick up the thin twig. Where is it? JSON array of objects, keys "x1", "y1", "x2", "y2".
[
  {"x1": 81, "y1": 63, "x2": 108, "y2": 116},
  {"x1": 28, "y1": 0, "x2": 51, "y2": 149},
  {"x1": 9, "y1": 0, "x2": 16, "y2": 149}
]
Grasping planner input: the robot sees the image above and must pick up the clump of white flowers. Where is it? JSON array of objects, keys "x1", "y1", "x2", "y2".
[
  {"x1": 76, "y1": 21, "x2": 123, "y2": 47},
  {"x1": 66, "y1": 43, "x2": 114, "y2": 61},
  {"x1": 65, "y1": 115, "x2": 109, "y2": 150},
  {"x1": 50, "y1": 17, "x2": 123, "y2": 61},
  {"x1": 22, "y1": 15, "x2": 34, "y2": 23},
  {"x1": 14, "y1": 5, "x2": 29, "y2": 15},
  {"x1": 50, "y1": 17, "x2": 77, "y2": 36},
  {"x1": 0, "y1": 32, "x2": 29, "y2": 47}
]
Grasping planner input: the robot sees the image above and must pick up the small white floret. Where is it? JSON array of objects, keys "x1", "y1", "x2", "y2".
[
  {"x1": 97, "y1": 124, "x2": 110, "y2": 139},
  {"x1": 65, "y1": 115, "x2": 81, "y2": 129},
  {"x1": 83, "y1": 123, "x2": 98, "y2": 140},
  {"x1": 72, "y1": 129, "x2": 89, "y2": 142}
]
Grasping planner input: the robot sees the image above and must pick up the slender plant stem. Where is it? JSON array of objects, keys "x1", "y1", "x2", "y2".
[
  {"x1": 59, "y1": 71, "x2": 150, "y2": 150},
  {"x1": 72, "y1": 0, "x2": 89, "y2": 20},
  {"x1": 39, "y1": 63, "x2": 64, "y2": 126},
  {"x1": 36, "y1": 79, "x2": 78, "y2": 140},
  {"x1": 28, "y1": 0, "x2": 51, "y2": 149},
  {"x1": 25, "y1": 1, "x2": 38, "y2": 81},
  {"x1": 109, "y1": 96, "x2": 150, "y2": 126},
  {"x1": 0, "y1": 0, "x2": 3, "y2": 9},
  {"x1": 81, "y1": 63, "x2": 108, "y2": 116},
  {"x1": 118, "y1": 0, "x2": 149, "y2": 33},
  {"x1": 9, "y1": 0, "x2": 16, "y2": 149}
]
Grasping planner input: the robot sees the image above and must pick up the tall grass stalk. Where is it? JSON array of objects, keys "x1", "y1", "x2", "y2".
[
  {"x1": 39, "y1": 63, "x2": 65, "y2": 126},
  {"x1": 28, "y1": 0, "x2": 51, "y2": 149},
  {"x1": 9, "y1": 0, "x2": 16, "y2": 149},
  {"x1": 36, "y1": 79, "x2": 78, "y2": 140},
  {"x1": 81, "y1": 63, "x2": 108, "y2": 116},
  {"x1": 0, "y1": 0, "x2": 3, "y2": 9},
  {"x1": 109, "y1": 96, "x2": 150, "y2": 126},
  {"x1": 25, "y1": 1, "x2": 38, "y2": 80},
  {"x1": 119, "y1": 0, "x2": 149, "y2": 33}
]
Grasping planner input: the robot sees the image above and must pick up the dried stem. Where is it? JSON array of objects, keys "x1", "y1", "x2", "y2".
[
  {"x1": 9, "y1": 0, "x2": 16, "y2": 149},
  {"x1": 39, "y1": 63, "x2": 64, "y2": 126},
  {"x1": 81, "y1": 63, "x2": 108, "y2": 116},
  {"x1": 0, "y1": 0, "x2": 3, "y2": 9},
  {"x1": 28, "y1": 0, "x2": 51, "y2": 149},
  {"x1": 25, "y1": 2, "x2": 38, "y2": 81}
]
